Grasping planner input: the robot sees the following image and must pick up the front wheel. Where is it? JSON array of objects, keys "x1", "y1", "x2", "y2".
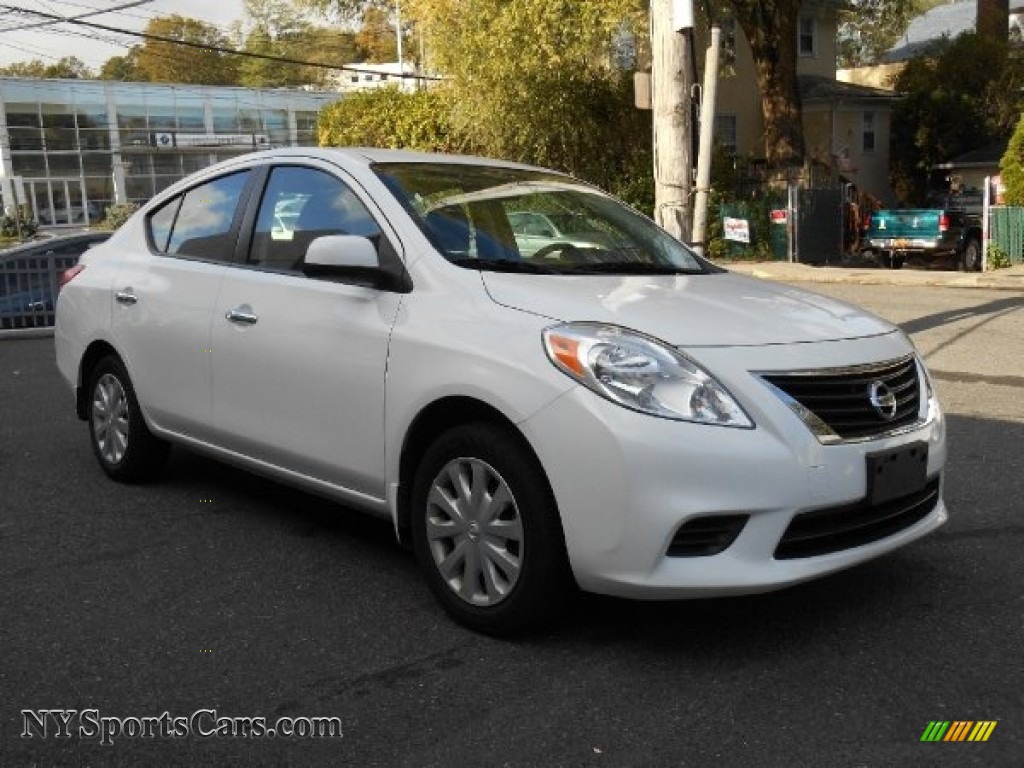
[
  {"x1": 87, "y1": 355, "x2": 169, "y2": 482},
  {"x1": 410, "y1": 423, "x2": 573, "y2": 635}
]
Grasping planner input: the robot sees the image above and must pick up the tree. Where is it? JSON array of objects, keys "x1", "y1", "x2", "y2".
[
  {"x1": 722, "y1": 0, "x2": 805, "y2": 169},
  {"x1": 355, "y1": 6, "x2": 399, "y2": 62},
  {"x1": 999, "y1": 114, "x2": 1024, "y2": 205},
  {"x1": 837, "y1": 0, "x2": 920, "y2": 68},
  {"x1": 405, "y1": 0, "x2": 645, "y2": 175},
  {"x1": 0, "y1": 57, "x2": 92, "y2": 79},
  {"x1": 98, "y1": 52, "x2": 141, "y2": 81},
  {"x1": 890, "y1": 32, "x2": 1023, "y2": 203},
  {"x1": 133, "y1": 15, "x2": 240, "y2": 85}
]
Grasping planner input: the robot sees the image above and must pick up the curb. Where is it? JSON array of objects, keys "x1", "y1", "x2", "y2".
[{"x1": 721, "y1": 262, "x2": 1024, "y2": 291}]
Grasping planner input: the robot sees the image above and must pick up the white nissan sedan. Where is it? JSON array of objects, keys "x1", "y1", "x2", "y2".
[{"x1": 55, "y1": 148, "x2": 947, "y2": 634}]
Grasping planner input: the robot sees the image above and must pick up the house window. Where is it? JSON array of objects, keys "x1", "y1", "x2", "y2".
[
  {"x1": 714, "y1": 114, "x2": 737, "y2": 155},
  {"x1": 862, "y1": 111, "x2": 876, "y2": 153},
  {"x1": 798, "y1": 17, "x2": 815, "y2": 56}
]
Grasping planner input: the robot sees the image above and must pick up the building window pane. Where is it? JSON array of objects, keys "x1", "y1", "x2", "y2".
[
  {"x1": 862, "y1": 111, "x2": 876, "y2": 153},
  {"x1": 46, "y1": 154, "x2": 82, "y2": 176},
  {"x1": 11, "y1": 153, "x2": 48, "y2": 176},
  {"x1": 713, "y1": 114, "x2": 738, "y2": 155},
  {"x1": 799, "y1": 17, "x2": 815, "y2": 56}
]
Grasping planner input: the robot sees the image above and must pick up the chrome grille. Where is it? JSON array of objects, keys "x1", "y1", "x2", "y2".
[{"x1": 761, "y1": 356, "x2": 922, "y2": 443}]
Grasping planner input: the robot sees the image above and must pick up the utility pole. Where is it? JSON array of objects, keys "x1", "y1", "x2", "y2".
[
  {"x1": 691, "y1": 23, "x2": 721, "y2": 254},
  {"x1": 650, "y1": 0, "x2": 694, "y2": 242}
]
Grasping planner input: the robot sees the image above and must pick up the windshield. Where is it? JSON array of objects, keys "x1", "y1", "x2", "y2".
[{"x1": 373, "y1": 163, "x2": 715, "y2": 275}]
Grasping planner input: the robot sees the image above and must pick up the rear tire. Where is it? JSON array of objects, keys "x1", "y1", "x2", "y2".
[
  {"x1": 87, "y1": 355, "x2": 169, "y2": 482},
  {"x1": 960, "y1": 239, "x2": 981, "y2": 272},
  {"x1": 410, "y1": 422, "x2": 573, "y2": 635}
]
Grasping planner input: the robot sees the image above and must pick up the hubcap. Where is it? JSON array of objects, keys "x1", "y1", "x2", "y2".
[
  {"x1": 92, "y1": 373, "x2": 129, "y2": 465},
  {"x1": 426, "y1": 457, "x2": 524, "y2": 606}
]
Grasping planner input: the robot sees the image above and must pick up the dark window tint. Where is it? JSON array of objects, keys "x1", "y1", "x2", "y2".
[
  {"x1": 164, "y1": 170, "x2": 250, "y2": 261},
  {"x1": 249, "y1": 166, "x2": 381, "y2": 271}
]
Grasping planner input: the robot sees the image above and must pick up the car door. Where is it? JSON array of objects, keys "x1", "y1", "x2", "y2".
[
  {"x1": 208, "y1": 163, "x2": 404, "y2": 499},
  {"x1": 112, "y1": 168, "x2": 255, "y2": 439}
]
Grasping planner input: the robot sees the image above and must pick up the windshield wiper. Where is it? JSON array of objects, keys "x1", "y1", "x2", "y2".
[
  {"x1": 563, "y1": 262, "x2": 705, "y2": 275},
  {"x1": 449, "y1": 258, "x2": 566, "y2": 274}
]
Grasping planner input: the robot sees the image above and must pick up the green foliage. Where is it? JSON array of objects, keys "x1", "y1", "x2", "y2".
[
  {"x1": 318, "y1": 87, "x2": 471, "y2": 153},
  {"x1": 890, "y1": 32, "x2": 1024, "y2": 204},
  {"x1": 98, "y1": 54, "x2": 139, "y2": 82},
  {"x1": 0, "y1": 211, "x2": 38, "y2": 238},
  {"x1": 233, "y1": 0, "x2": 360, "y2": 88},
  {"x1": 999, "y1": 114, "x2": 1024, "y2": 206},
  {"x1": 319, "y1": 1, "x2": 653, "y2": 209},
  {"x1": 0, "y1": 56, "x2": 92, "y2": 79},
  {"x1": 986, "y1": 242, "x2": 1012, "y2": 270},
  {"x1": 133, "y1": 15, "x2": 239, "y2": 85},
  {"x1": 837, "y1": 0, "x2": 935, "y2": 68},
  {"x1": 99, "y1": 203, "x2": 140, "y2": 231}
]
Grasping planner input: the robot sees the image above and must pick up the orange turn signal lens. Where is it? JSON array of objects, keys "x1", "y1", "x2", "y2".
[{"x1": 547, "y1": 334, "x2": 586, "y2": 377}]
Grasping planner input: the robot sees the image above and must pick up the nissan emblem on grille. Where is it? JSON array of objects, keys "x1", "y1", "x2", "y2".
[{"x1": 868, "y1": 380, "x2": 898, "y2": 420}]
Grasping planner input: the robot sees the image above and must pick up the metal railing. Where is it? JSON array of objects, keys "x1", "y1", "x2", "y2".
[{"x1": 1, "y1": 248, "x2": 81, "y2": 330}]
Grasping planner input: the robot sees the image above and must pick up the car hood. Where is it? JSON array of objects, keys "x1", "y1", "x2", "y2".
[{"x1": 481, "y1": 270, "x2": 897, "y2": 346}]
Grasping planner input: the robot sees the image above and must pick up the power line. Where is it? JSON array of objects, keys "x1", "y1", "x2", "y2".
[
  {"x1": 0, "y1": 5, "x2": 439, "y2": 81},
  {"x1": 0, "y1": 0, "x2": 153, "y2": 34}
]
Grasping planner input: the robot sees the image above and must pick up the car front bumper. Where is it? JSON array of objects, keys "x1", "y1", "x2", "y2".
[{"x1": 518, "y1": 335, "x2": 947, "y2": 599}]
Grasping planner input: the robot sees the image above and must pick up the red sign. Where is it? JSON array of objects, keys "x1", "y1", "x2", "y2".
[{"x1": 770, "y1": 209, "x2": 788, "y2": 224}]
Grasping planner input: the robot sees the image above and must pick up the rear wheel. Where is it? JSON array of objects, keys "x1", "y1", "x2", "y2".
[
  {"x1": 960, "y1": 239, "x2": 982, "y2": 272},
  {"x1": 410, "y1": 423, "x2": 573, "y2": 635},
  {"x1": 87, "y1": 355, "x2": 169, "y2": 482}
]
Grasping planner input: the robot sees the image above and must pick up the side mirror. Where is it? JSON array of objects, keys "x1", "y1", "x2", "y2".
[
  {"x1": 303, "y1": 234, "x2": 409, "y2": 292},
  {"x1": 305, "y1": 234, "x2": 378, "y2": 270}
]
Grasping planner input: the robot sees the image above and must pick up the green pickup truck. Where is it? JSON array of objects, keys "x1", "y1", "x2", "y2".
[{"x1": 861, "y1": 209, "x2": 982, "y2": 271}]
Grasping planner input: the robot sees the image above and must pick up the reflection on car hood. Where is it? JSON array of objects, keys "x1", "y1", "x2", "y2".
[{"x1": 480, "y1": 271, "x2": 897, "y2": 346}]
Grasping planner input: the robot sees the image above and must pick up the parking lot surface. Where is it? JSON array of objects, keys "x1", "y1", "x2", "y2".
[{"x1": 1, "y1": 283, "x2": 1022, "y2": 766}]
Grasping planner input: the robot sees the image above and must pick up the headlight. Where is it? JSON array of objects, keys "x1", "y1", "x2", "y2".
[{"x1": 542, "y1": 323, "x2": 753, "y2": 428}]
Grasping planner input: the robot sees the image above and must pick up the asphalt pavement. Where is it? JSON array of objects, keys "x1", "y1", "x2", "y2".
[{"x1": 1, "y1": 281, "x2": 1022, "y2": 766}]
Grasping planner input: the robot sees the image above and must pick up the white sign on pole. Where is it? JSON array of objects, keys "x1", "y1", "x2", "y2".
[{"x1": 723, "y1": 216, "x2": 750, "y2": 244}]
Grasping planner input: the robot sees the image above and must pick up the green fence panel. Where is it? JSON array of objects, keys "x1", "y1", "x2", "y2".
[
  {"x1": 989, "y1": 206, "x2": 1024, "y2": 264},
  {"x1": 717, "y1": 197, "x2": 788, "y2": 260}
]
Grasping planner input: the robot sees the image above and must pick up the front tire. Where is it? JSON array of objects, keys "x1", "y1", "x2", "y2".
[
  {"x1": 87, "y1": 355, "x2": 169, "y2": 482},
  {"x1": 410, "y1": 423, "x2": 573, "y2": 635}
]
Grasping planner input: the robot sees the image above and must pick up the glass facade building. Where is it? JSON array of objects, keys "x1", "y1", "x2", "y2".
[{"x1": 0, "y1": 78, "x2": 339, "y2": 226}]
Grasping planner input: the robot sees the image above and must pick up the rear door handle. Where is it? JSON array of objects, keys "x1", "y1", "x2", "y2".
[
  {"x1": 225, "y1": 306, "x2": 258, "y2": 325},
  {"x1": 115, "y1": 289, "x2": 138, "y2": 305}
]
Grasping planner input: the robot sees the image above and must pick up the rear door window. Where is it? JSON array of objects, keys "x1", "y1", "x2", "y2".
[{"x1": 148, "y1": 170, "x2": 251, "y2": 262}]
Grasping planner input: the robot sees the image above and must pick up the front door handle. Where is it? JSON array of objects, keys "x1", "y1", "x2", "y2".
[
  {"x1": 225, "y1": 306, "x2": 258, "y2": 325},
  {"x1": 115, "y1": 289, "x2": 138, "y2": 305}
]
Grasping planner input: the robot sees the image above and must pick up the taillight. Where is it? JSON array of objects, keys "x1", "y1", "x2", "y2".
[
  {"x1": 59, "y1": 264, "x2": 85, "y2": 287},
  {"x1": 939, "y1": 213, "x2": 949, "y2": 232}
]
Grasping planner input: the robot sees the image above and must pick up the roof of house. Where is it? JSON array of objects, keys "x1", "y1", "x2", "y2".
[
  {"x1": 798, "y1": 74, "x2": 901, "y2": 102},
  {"x1": 885, "y1": 0, "x2": 1024, "y2": 63},
  {"x1": 933, "y1": 139, "x2": 1009, "y2": 169}
]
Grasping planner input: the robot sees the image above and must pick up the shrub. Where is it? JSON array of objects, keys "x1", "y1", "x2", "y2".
[
  {"x1": 0, "y1": 210, "x2": 38, "y2": 238},
  {"x1": 1000, "y1": 114, "x2": 1024, "y2": 206},
  {"x1": 986, "y1": 242, "x2": 1013, "y2": 270},
  {"x1": 99, "y1": 202, "x2": 139, "y2": 230}
]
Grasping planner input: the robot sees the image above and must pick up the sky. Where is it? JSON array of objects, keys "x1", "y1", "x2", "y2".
[{"x1": 0, "y1": 0, "x2": 249, "y2": 69}]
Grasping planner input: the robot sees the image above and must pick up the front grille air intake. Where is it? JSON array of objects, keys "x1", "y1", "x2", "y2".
[
  {"x1": 667, "y1": 514, "x2": 749, "y2": 557},
  {"x1": 774, "y1": 477, "x2": 940, "y2": 559},
  {"x1": 761, "y1": 356, "x2": 922, "y2": 443}
]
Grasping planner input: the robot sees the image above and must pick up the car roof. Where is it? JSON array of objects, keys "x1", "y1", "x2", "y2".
[{"x1": 248, "y1": 146, "x2": 555, "y2": 173}]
